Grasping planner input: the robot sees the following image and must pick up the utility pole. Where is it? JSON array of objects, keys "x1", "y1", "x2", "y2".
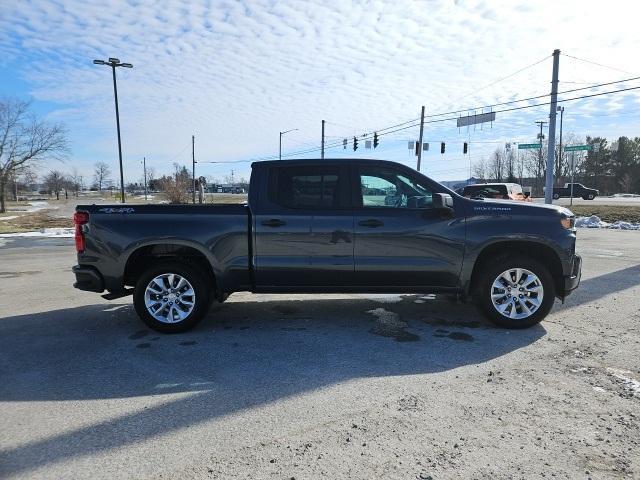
[
  {"x1": 143, "y1": 156, "x2": 147, "y2": 201},
  {"x1": 321, "y1": 119, "x2": 325, "y2": 159},
  {"x1": 416, "y1": 106, "x2": 425, "y2": 172},
  {"x1": 192, "y1": 135, "x2": 196, "y2": 204},
  {"x1": 544, "y1": 49, "x2": 560, "y2": 204},
  {"x1": 557, "y1": 106, "x2": 565, "y2": 185},
  {"x1": 535, "y1": 120, "x2": 547, "y2": 196}
]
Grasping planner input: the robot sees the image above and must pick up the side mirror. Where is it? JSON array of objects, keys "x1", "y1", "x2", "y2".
[{"x1": 433, "y1": 193, "x2": 454, "y2": 211}]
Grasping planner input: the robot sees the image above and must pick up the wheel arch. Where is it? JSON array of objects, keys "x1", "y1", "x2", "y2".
[
  {"x1": 467, "y1": 240, "x2": 564, "y2": 297},
  {"x1": 123, "y1": 241, "x2": 218, "y2": 293}
]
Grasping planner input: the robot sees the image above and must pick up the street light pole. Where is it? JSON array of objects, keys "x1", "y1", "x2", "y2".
[
  {"x1": 93, "y1": 57, "x2": 133, "y2": 203},
  {"x1": 279, "y1": 128, "x2": 298, "y2": 160}
]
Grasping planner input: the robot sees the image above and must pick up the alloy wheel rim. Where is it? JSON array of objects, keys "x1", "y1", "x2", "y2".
[
  {"x1": 144, "y1": 273, "x2": 196, "y2": 323},
  {"x1": 490, "y1": 268, "x2": 543, "y2": 320}
]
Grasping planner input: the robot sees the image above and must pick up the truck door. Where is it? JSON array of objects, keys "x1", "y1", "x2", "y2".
[
  {"x1": 253, "y1": 164, "x2": 353, "y2": 289},
  {"x1": 352, "y1": 163, "x2": 465, "y2": 288}
]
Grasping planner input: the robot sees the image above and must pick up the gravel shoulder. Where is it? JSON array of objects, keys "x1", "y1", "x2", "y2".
[{"x1": 0, "y1": 230, "x2": 638, "y2": 479}]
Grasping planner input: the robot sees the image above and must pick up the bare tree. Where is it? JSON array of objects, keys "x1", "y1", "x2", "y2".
[
  {"x1": 93, "y1": 161, "x2": 111, "y2": 191},
  {"x1": 472, "y1": 158, "x2": 487, "y2": 180},
  {"x1": 0, "y1": 98, "x2": 68, "y2": 212},
  {"x1": 504, "y1": 147, "x2": 516, "y2": 182},
  {"x1": 488, "y1": 148, "x2": 505, "y2": 181},
  {"x1": 43, "y1": 170, "x2": 67, "y2": 200},
  {"x1": 69, "y1": 168, "x2": 84, "y2": 197}
]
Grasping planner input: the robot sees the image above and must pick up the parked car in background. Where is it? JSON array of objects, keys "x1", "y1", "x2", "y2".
[
  {"x1": 550, "y1": 183, "x2": 599, "y2": 200},
  {"x1": 462, "y1": 183, "x2": 532, "y2": 202}
]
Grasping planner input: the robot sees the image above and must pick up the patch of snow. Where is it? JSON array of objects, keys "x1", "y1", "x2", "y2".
[
  {"x1": 575, "y1": 215, "x2": 640, "y2": 230},
  {"x1": 0, "y1": 227, "x2": 74, "y2": 238},
  {"x1": 25, "y1": 201, "x2": 50, "y2": 212},
  {"x1": 365, "y1": 294, "x2": 404, "y2": 304},
  {"x1": 0, "y1": 215, "x2": 20, "y2": 221},
  {"x1": 592, "y1": 386, "x2": 607, "y2": 393},
  {"x1": 607, "y1": 368, "x2": 640, "y2": 396}
]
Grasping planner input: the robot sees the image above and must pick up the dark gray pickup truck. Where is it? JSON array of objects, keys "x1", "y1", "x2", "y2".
[{"x1": 73, "y1": 158, "x2": 582, "y2": 333}]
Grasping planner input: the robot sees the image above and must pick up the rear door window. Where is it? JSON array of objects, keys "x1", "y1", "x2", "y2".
[{"x1": 268, "y1": 166, "x2": 347, "y2": 209}]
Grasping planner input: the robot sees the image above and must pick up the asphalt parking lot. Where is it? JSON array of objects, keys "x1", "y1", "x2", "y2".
[{"x1": 0, "y1": 230, "x2": 639, "y2": 479}]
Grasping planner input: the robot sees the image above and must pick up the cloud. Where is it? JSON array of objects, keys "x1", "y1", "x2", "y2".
[{"x1": 0, "y1": 0, "x2": 639, "y2": 181}]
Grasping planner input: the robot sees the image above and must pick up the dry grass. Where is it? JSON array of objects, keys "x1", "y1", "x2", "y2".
[
  {"x1": 0, "y1": 210, "x2": 72, "y2": 233},
  {"x1": 569, "y1": 205, "x2": 640, "y2": 223},
  {"x1": 205, "y1": 193, "x2": 247, "y2": 204}
]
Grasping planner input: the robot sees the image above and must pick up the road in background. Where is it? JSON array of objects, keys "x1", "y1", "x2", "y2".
[
  {"x1": 533, "y1": 196, "x2": 640, "y2": 207},
  {"x1": 1, "y1": 231, "x2": 639, "y2": 479}
]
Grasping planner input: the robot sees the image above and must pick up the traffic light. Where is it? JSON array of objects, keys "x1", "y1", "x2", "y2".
[
  {"x1": 373, "y1": 132, "x2": 379, "y2": 149},
  {"x1": 440, "y1": 142, "x2": 445, "y2": 154},
  {"x1": 353, "y1": 136, "x2": 358, "y2": 151},
  {"x1": 415, "y1": 141, "x2": 420, "y2": 156},
  {"x1": 463, "y1": 142, "x2": 468, "y2": 154},
  {"x1": 343, "y1": 138, "x2": 347, "y2": 149}
]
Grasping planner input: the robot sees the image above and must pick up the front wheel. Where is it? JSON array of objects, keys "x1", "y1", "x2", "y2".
[
  {"x1": 586, "y1": 193, "x2": 595, "y2": 200},
  {"x1": 552, "y1": 193, "x2": 560, "y2": 200},
  {"x1": 474, "y1": 255, "x2": 555, "y2": 329},
  {"x1": 133, "y1": 261, "x2": 211, "y2": 333}
]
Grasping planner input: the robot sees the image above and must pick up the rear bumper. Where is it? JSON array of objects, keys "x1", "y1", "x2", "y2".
[
  {"x1": 72, "y1": 265, "x2": 105, "y2": 293},
  {"x1": 562, "y1": 254, "x2": 582, "y2": 296}
]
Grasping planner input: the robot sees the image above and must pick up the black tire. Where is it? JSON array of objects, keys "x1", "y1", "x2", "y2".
[
  {"x1": 552, "y1": 193, "x2": 560, "y2": 200},
  {"x1": 133, "y1": 261, "x2": 211, "y2": 333},
  {"x1": 474, "y1": 255, "x2": 555, "y2": 329},
  {"x1": 587, "y1": 193, "x2": 595, "y2": 200}
]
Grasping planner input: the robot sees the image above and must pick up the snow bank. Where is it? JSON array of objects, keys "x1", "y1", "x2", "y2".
[
  {"x1": 575, "y1": 215, "x2": 640, "y2": 230},
  {"x1": 0, "y1": 228, "x2": 75, "y2": 238}
]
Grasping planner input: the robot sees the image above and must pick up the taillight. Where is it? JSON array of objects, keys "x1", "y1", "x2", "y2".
[{"x1": 73, "y1": 211, "x2": 89, "y2": 253}]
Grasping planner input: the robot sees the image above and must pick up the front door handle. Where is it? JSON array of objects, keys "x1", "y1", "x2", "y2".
[
  {"x1": 261, "y1": 218, "x2": 286, "y2": 227},
  {"x1": 358, "y1": 219, "x2": 384, "y2": 228}
]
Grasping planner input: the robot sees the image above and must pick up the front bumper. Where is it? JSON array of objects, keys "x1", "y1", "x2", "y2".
[
  {"x1": 72, "y1": 265, "x2": 105, "y2": 293},
  {"x1": 562, "y1": 254, "x2": 582, "y2": 296}
]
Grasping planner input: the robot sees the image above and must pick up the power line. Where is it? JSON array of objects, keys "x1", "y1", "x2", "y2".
[
  {"x1": 562, "y1": 53, "x2": 638, "y2": 76},
  {"x1": 445, "y1": 54, "x2": 550, "y2": 105},
  {"x1": 259, "y1": 80, "x2": 640, "y2": 163}
]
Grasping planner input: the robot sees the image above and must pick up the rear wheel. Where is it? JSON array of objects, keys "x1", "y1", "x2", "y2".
[
  {"x1": 133, "y1": 261, "x2": 210, "y2": 333},
  {"x1": 552, "y1": 193, "x2": 560, "y2": 200},
  {"x1": 474, "y1": 255, "x2": 555, "y2": 329}
]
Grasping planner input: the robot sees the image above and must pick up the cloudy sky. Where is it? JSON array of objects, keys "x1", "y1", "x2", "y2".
[{"x1": 1, "y1": 0, "x2": 639, "y2": 184}]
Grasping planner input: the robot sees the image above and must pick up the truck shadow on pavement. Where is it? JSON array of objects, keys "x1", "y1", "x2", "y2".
[
  {"x1": 3, "y1": 260, "x2": 639, "y2": 476},
  {"x1": 0, "y1": 293, "x2": 546, "y2": 476}
]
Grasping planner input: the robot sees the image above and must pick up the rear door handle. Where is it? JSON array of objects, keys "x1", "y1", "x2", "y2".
[
  {"x1": 261, "y1": 218, "x2": 286, "y2": 227},
  {"x1": 358, "y1": 219, "x2": 384, "y2": 228}
]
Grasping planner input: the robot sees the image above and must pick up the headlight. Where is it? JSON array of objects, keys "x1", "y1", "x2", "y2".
[{"x1": 560, "y1": 216, "x2": 575, "y2": 229}]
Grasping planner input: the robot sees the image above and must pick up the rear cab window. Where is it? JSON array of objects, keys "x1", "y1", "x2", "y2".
[{"x1": 267, "y1": 165, "x2": 349, "y2": 209}]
